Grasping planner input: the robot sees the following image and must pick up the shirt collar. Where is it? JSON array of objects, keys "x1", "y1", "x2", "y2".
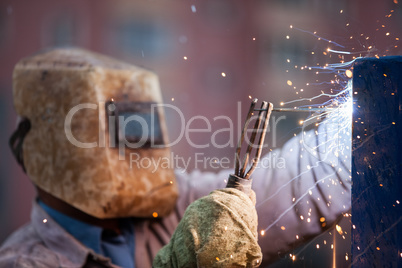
[
  {"x1": 31, "y1": 200, "x2": 112, "y2": 267},
  {"x1": 38, "y1": 200, "x2": 103, "y2": 254}
]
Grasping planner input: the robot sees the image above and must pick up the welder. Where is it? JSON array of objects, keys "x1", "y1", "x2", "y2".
[{"x1": 0, "y1": 48, "x2": 351, "y2": 267}]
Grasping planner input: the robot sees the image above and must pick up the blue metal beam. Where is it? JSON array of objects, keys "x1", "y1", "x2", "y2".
[{"x1": 352, "y1": 56, "x2": 402, "y2": 267}]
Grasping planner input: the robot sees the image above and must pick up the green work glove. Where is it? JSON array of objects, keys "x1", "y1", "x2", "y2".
[{"x1": 153, "y1": 176, "x2": 262, "y2": 268}]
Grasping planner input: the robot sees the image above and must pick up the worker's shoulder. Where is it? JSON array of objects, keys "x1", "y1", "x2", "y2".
[{"x1": 0, "y1": 224, "x2": 59, "y2": 268}]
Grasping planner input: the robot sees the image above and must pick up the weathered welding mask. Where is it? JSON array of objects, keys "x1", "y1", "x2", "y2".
[
  {"x1": 105, "y1": 101, "x2": 165, "y2": 150},
  {"x1": 12, "y1": 48, "x2": 178, "y2": 218}
]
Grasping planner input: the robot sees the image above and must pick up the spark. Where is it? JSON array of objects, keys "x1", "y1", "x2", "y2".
[
  {"x1": 351, "y1": 217, "x2": 402, "y2": 265},
  {"x1": 259, "y1": 173, "x2": 336, "y2": 232},
  {"x1": 262, "y1": 81, "x2": 353, "y2": 232},
  {"x1": 266, "y1": 30, "x2": 356, "y2": 256},
  {"x1": 336, "y1": 225, "x2": 343, "y2": 235},
  {"x1": 333, "y1": 230, "x2": 336, "y2": 268},
  {"x1": 257, "y1": 161, "x2": 332, "y2": 207},
  {"x1": 290, "y1": 26, "x2": 345, "y2": 48},
  {"x1": 280, "y1": 77, "x2": 353, "y2": 106},
  {"x1": 327, "y1": 48, "x2": 352, "y2": 55}
]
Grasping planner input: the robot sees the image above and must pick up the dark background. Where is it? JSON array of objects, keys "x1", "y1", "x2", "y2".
[{"x1": 0, "y1": 0, "x2": 401, "y2": 266}]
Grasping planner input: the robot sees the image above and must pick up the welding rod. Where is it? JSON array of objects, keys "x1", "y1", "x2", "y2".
[{"x1": 234, "y1": 99, "x2": 273, "y2": 180}]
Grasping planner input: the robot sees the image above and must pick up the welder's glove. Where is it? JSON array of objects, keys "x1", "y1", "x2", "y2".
[{"x1": 153, "y1": 178, "x2": 262, "y2": 268}]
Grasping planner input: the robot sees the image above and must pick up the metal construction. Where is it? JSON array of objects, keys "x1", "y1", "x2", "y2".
[{"x1": 352, "y1": 56, "x2": 402, "y2": 267}]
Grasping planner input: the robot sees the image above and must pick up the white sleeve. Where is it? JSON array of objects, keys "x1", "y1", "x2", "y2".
[
  {"x1": 253, "y1": 122, "x2": 351, "y2": 263},
  {"x1": 173, "y1": 121, "x2": 351, "y2": 264}
]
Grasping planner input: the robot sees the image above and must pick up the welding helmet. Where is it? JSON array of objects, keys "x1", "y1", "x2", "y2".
[{"x1": 11, "y1": 48, "x2": 178, "y2": 218}]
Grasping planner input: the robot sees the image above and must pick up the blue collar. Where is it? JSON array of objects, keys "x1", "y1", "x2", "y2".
[{"x1": 38, "y1": 199, "x2": 135, "y2": 268}]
